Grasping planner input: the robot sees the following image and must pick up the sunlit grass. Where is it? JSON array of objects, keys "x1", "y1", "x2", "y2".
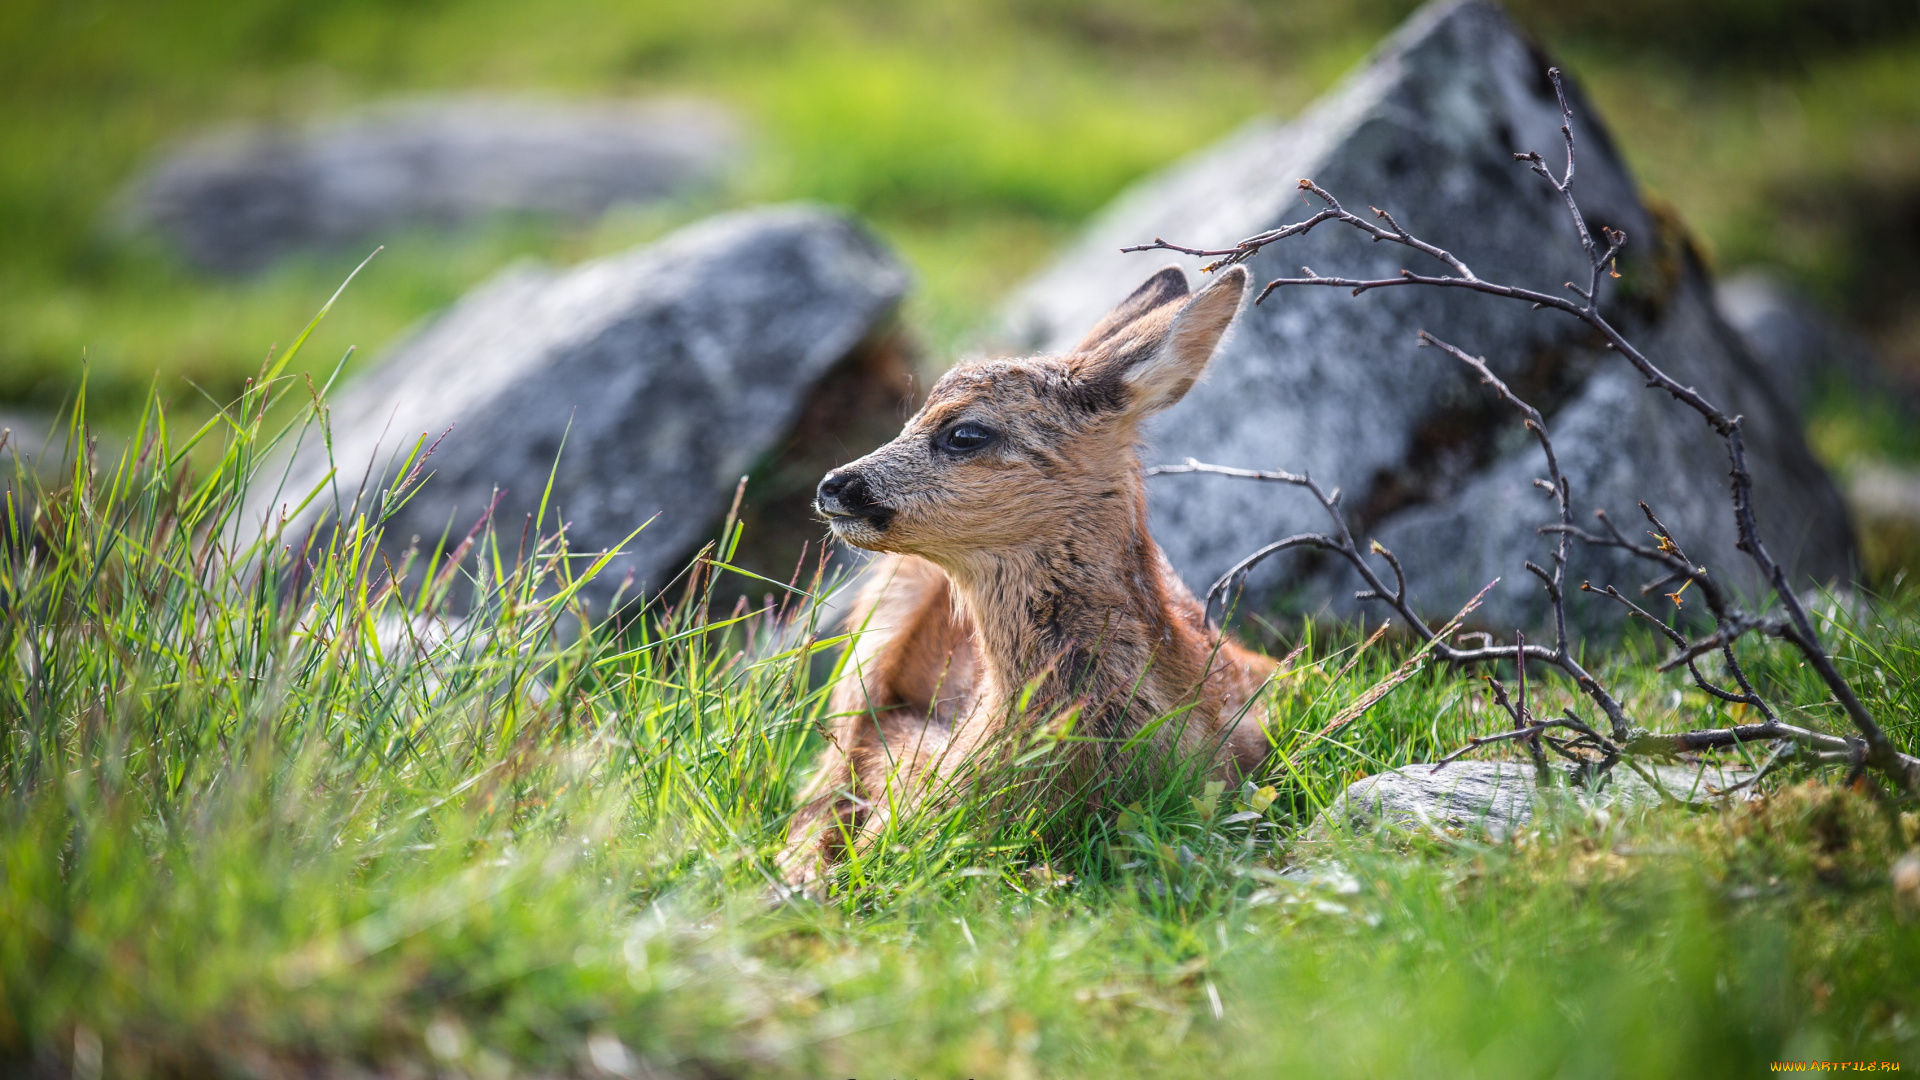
[{"x1": 3, "y1": 282, "x2": 1917, "y2": 1076}]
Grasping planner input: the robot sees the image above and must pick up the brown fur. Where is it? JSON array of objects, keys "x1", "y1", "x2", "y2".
[{"x1": 780, "y1": 265, "x2": 1281, "y2": 889}]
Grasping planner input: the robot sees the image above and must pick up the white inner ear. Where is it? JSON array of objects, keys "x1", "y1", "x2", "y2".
[{"x1": 1123, "y1": 278, "x2": 1243, "y2": 411}]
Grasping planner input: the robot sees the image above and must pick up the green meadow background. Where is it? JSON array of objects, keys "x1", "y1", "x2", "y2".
[{"x1": 4, "y1": 0, "x2": 1918, "y2": 423}]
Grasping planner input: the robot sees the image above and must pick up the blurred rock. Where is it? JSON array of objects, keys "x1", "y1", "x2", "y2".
[
  {"x1": 1715, "y1": 270, "x2": 1876, "y2": 413},
  {"x1": 2, "y1": 409, "x2": 81, "y2": 544},
  {"x1": 1309, "y1": 759, "x2": 1754, "y2": 841},
  {"x1": 124, "y1": 95, "x2": 742, "y2": 273},
  {"x1": 0, "y1": 408, "x2": 66, "y2": 483},
  {"x1": 1712, "y1": 274, "x2": 1920, "y2": 579},
  {"x1": 0, "y1": 409, "x2": 54, "y2": 458},
  {"x1": 1002, "y1": 0, "x2": 1850, "y2": 631},
  {"x1": 260, "y1": 205, "x2": 910, "y2": 611}
]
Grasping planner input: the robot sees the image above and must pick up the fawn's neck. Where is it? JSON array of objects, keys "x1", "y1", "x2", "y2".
[{"x1": 939, "y1": 480, "x2": 1211, "y2": 735}]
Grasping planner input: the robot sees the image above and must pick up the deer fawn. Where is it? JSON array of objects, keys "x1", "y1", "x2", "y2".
[{"x1": 780, "y1": 265, "x2": 1279, "y2": 888}]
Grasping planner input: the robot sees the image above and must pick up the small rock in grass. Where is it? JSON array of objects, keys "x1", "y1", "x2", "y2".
[{"x1": 1306, "y1": 758, "x2": 1758, "y2": 842}]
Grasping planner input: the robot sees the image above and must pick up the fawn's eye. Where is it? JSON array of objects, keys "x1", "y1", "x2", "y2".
[{"x1": 937, "y1": 422, "x2": 995, "y2": 454}]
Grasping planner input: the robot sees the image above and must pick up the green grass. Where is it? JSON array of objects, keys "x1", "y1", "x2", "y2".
[
  {"x1": 4, "y1": 0, "x2": 1919, "y2": 426},
  {"x1": 4, "y1": 291, "x2": 1918, "y2": 1077}
]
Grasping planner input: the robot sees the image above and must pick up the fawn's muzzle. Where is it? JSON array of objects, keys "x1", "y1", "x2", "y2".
[{"x1": 815, "y1": 468, "x2": 893, "y2": 529}]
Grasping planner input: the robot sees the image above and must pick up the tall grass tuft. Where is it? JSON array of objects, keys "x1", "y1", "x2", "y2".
[{"x1": 0, "y1": 280, "x2": 846, "y2": 1070}]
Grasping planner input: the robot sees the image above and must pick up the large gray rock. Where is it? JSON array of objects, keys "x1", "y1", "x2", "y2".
[
  {"x1": 1002, "y1": 0, "x2": 1850, "y2": 631},
  {"x1": 257, "y1": 205, "x2": 910, "y2": 609},
  {"x1": 1310, "y1": 758, "x2": 1755, "y2": 841},
  {"x1": 124, "y1": 95, "x2": 741, "y2": 272}
]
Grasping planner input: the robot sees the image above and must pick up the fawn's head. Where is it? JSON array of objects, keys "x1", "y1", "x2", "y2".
[{"x1": 816, "y1": 265, "x2": 1248, "y2": 564}]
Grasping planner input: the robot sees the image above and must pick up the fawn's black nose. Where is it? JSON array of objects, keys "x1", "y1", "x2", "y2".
[
  {"x1": 817, "y1": 469, "x2": 855, "y2": 505},
  {"x1": 815, "y1": 468, "x2": 891, "y2": 528}
]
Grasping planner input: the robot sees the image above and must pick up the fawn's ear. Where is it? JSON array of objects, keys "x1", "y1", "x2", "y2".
[
  {"x1": 1073, "y1": 265, "x2": 1190, "y2": 353},
  {"x1": 1075, "y1": 265, "x2": 1249, "y2": 417}
]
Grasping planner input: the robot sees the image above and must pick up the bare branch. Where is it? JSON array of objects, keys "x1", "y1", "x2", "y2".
[
  {"x1": 1432, "y1": 703, "x2": 1624, "y2": 773},
  {"x1": 1430, "y1": 719, "x2": 1555, "y2": 771},
  {"x1": 1653, "y1": 614, "x2": 1787, "y2": 674},
  {"x1": 1515, "y1": 630, "x2": 1550, "y2": 778},
  {"x1": 1131, "y1": 66, "x2": 1918, "y2": 792},
  {"x1": 1629, "y1": 722, "x2": 1859, "y2": 758},
  {"x1": 1203, "y1": 532, "x2": 1340, "y2": 624}
]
